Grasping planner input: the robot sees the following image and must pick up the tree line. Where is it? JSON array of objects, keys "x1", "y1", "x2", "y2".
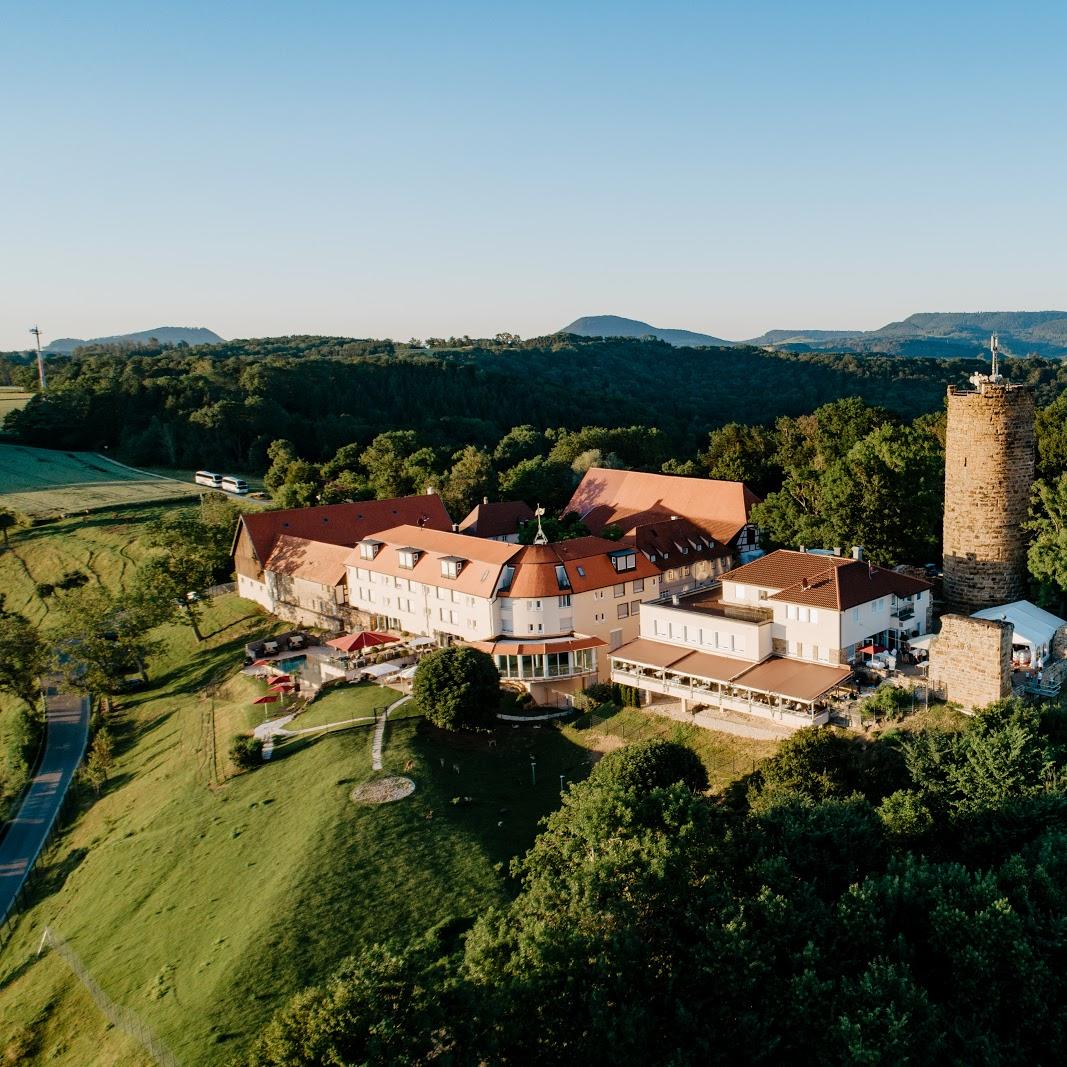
[
  {"x1": 243, "y1": 696, "x2": 1067, "y2": 1066},
  {"x1": 7, "y1": 332, "x2": 1067, "y2": 474}
]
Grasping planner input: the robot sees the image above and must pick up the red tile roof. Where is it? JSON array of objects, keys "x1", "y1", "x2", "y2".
[
  {"x1": 499, "y1": 537, "x2": 659, "y2": 598},
  {"x1": 344, "y1": 524, "x2": 521, "y2": 598},
  {"x1": 235, "y1": 495, "x2": 453, "y2": 564},
  {"x1": 264, "y1": 535, "x2": 350, "y2": 585},
  {"x1": 724, "y1": 550, "x2": 931, "y2": 611},
  {"x1": 458, "y1": 499, "x2": 534, "y2": 539},
  {"x1": 566, "y1": 467, "x2": 760, "y2": 545}
]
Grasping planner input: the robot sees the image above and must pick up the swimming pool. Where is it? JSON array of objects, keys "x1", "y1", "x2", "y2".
[{"x1": 275, "y1": 655, "x2": 306, "y2": 673}]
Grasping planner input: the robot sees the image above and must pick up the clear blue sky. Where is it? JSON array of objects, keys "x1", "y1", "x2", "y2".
[{"x1": 3, "y1": 1, "x2": 1066, "y2": 349}]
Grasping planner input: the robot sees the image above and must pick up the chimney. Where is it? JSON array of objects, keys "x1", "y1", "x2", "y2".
[
  {"x1": 799, "y1": 545, "x2": 806, "y2": 553},
  {"x1": 670, "y1": 515, "x2": 679, "y2": 521},
  {"x1": 833, "y1": 546, "x2": 842, "y2": 557},
  {"x1": 483, "y1": 496, "x2": 489, "y2": 506},
  {"x1": 802, "y1": 577, "x2": 810, "y2": 589},
  {"x1": 852, "y1": 545, "x2": 864, "y2": 561},
  {"x1": 452, "y1": 523, "x2": 459, "y2": 533},
  {"x1": 426, "y1": 485, "x2": 436, "y2": 496}
]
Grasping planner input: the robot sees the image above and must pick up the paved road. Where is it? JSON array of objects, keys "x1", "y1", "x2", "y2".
[{"x1": 0, "y1": 691, "x2": 90, "y2": 925}]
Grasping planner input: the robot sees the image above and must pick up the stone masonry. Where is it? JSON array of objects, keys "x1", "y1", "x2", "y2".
[
  {"x1": 943, "y1": 380, "x2": 1035, "y2": 613},
  {"x1": 928, "y1": 614, "x2": 1012, "y2": 711}
]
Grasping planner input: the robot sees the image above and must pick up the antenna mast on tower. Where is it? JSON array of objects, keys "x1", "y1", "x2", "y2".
[
  {"x1": 29, "y1": 325, "x2": 47, "y2": 391},
  {"x1": 989, "y1": 332, "x2": 1002, "y2": 382}
]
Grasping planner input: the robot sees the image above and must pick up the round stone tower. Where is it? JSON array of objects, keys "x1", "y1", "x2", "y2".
[{"x1": 942, "y1": 360, "x2": 1035, "y2": 612}]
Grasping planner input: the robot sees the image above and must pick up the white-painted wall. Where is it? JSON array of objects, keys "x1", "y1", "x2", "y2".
[{"x1": 639, "y1": 600, "x2": 773, "y2": 662}]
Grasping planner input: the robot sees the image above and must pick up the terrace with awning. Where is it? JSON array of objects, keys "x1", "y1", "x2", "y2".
[{"x1": 610, "y1": 638, "x2": 852, "y2": 727}]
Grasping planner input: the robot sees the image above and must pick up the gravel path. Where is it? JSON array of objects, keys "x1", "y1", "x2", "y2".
[{"x1": 372, "y1": 695, "x2": 412, "y2": 770}]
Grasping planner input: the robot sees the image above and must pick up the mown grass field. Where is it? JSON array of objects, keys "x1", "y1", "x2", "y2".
[
  {"x1": 0, "y1": 503, "x2": 169, "y2": 627},
  {"x1": 0, "y1": 386, "x2": 33, "y2": 423},
  {"x1": 0, "y1": 443, "x2": 204, "y2": 518},
  {"x1": 0, "y1": 594, "x2": 599, "y2": 1066},
  {"x1": 562, "y1": 705, "x2": 781, "y2": 793}
]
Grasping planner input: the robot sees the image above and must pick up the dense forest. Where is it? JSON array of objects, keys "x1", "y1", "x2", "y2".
[
  {"x1": 244, "y1": 702, "x2": 1067, "y2": 1066},
  {"x1": 5, "y1": 332, "x2": 1067, "y2": 471},
  {"x1": 4, "y1": 332, "x2": 1067, "y2": 593}
]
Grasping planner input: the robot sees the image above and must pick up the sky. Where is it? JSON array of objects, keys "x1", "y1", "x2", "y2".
[{"x1": 2, "y1": 0, "x2": 1066, "y2": 349}]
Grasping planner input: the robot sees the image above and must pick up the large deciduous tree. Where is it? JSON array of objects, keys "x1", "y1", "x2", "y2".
[{"x1": 412, "y1": 646, "x2": 500, "y2": 731}]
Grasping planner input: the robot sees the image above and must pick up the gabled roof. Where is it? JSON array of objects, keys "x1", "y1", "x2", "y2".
[
  {"x1": 499, "y1": 536, "x2": 659, "y2": 598},
  {"x1": 628, "y1": 516, "x2": 731, "y2": 569},
  {"x1": 724, "y1": 549, "x2": 931, "y2": 611},
  {"x1": 234, "y1": 495, "x2": 453, "y2": 564},
  {"x1": 265, "y1": 535, "x2": 351, "y2": 585},
  {"x1": 565, "y1": 467, "x2": 760, "y2": 545},
  {"x1": 458, "y1": 499, "x2": 535, "y2": 539},
  {"x1": 973, "y1": 601, "x2": 1066, "y2": 649},
  {"x1": 344, "y1": 524, "x2": 521, "y2": 598}
]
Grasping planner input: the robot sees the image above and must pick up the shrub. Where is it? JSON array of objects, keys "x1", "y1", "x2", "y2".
[
  {"x1": 860, "y1": 685, "x2": 913, "y2": 724},
  {"x1": 412, "y1": 646, "x2": 500, "y2": 731},
  {"x1": 617, "y1": 684, "x2": 640, "y2": 708},
  {"x1": 591, "y1": 739, "x2": 708, "y2": 793},
  {"x1": 583, "y1": 682, "x2": 619, "y2": 704},
  {"x1": 35, "y1": 582, "x2": 54, "y2": 599},
  {"x1": 230, "y1": 733, "x2": 264, "y2": 770}
]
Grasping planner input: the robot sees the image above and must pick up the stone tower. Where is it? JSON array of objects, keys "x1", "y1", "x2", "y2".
[{"x1": 942, "y1": 340, "x2": 1035, "y2": 612}]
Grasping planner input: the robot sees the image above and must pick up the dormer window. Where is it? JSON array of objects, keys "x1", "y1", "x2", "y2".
[
  {"x1": 555, "y1": 564, "x2": 571, "y2": 590},
  {"x1": 610, "y1": 550, "x2": 637, "y2": 573},
  {"x1": 440, "y1": 556, "x2": 465, "y2": 579},
  {"x1": 397, "y1": 547, "x2": 420, "y2": 570},
  {"x1": 359, "y1": 539, "x2": 383, "y2": 561},
  {"x1": 499, "y1": 565, "x2": 515, "y2": 592}
]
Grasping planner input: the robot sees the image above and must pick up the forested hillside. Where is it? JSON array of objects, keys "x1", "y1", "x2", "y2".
[{"x1": 5, "y1": 333, "x2": 1066, "y2": 472}]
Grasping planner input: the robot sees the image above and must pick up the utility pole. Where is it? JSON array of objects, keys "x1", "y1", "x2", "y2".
[{"x1": 29, "y1": 325, "x2": 46, "y2": 391}]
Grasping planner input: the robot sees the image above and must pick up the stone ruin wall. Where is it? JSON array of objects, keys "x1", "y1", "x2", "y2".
[
  {"x1": 928, "y1": 613, "x2": 1012, "y2": 711},
  {"x1": 942, "y1": 382, "x2": 1035, "y2": 613}
]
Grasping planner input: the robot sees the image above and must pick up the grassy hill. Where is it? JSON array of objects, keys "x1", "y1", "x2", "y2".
[
  {"x1": 0, "y1": 444, "x2": 203, "y2": 519},
  {"x1": 0, "y1": 595, "x2": 597, "y2": 1065}
]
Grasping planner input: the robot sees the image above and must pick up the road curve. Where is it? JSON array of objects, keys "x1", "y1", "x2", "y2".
[{"x1": 0, "y1": 691, "x2": 90, "y2": 926}]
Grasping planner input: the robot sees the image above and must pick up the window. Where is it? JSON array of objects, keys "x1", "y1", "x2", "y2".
[
  {"x1": 852, "y1": 606, "x2": 861, "y2": 621},
  {"x1": 595, "y1": 612, "x2": 605, "y2": 622},
  {"x1": 667, "y1": 569, "x2": 677, "y2": 581},
  {"x1": 614, "y1": 583, "x2": 626, "y2": 598},
  {"x1": 440, "y1": 557, "x2": 464, "y2": 579},
  {"x1": 609, "y1": 629, "x2": 623, "y2": 651},
  {"x1": 358, "y1": 540, "x2": 382, "y2": 560},
  {"x1": 617, "y1": 602, "x2": 630, "y2": 619},
  {"x1": 576, "y1": 565, "x2": 586, "y2": 577},
  {"x1": 810, "y1": 609, "x2": 819, "y2": 623},
  {"x1": 734, "y1": 584, "x2": 746, "y2": 600},
  {"x1": 532, "y1": 599, "x2": 542, "y2": 611},
  {"x1": 594, "y1": 589, "x2": 605, "y2": 600},
  {"x1": 630, "y1": 600, "x2": 641, "y2": 616},
  {"x1": 397, "y1": 548, "x2": 419, "y2": 570},
  {"x1": 558, "y1": 594, "x2": 572, "y2": 608},
  {"x1": 681, "y1": 565, "x2": 690, "y2": 577},
  {"x1": 354, "y1": 566, "x2": 369, "y2": 581},
  {"x1": 633, "y1": 578, "x2": 644, "y2": 593},
  {"x1": 611, "y1": 551, "x2": 637, "y2": 572},
  {"x1": 555, "y1": 564, "x2": 571, "y2": 590}
]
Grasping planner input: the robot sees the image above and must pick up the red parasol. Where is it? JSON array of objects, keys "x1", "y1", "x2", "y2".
[
  {"x1": 251, "y1": 658, "x2": 272, "y2": 667},
  {"x1": 858, "y1": 643, "x2": 887, "y2": 656},
  {"x1": 326, "y1": 631, "x2": 398, "y2": 653},
  {"x1": 253, "y1": 694, "x2": 279, "y2": 705},
  {"x1": 270, "y1": 682, "x2": 296, "y2": 692},
  {"x1": 268, "y1": 674, "x2": 292, "y2": 684}
]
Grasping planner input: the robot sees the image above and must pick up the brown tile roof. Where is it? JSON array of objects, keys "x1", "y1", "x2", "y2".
[
  {"x1": 628, "y1": 516, "x2": 732, "y2": 569},
  {"x1": 468, "y1": 635, "x2": 605, "y2": 656},
  {"x1": 499, "y1": 537, "x2": 659, "y2": 598},
  {"x1": 724, "y1": 549, "x2": 931, "y2": 611},
  {"x1": 264, "y1": 536, "x2": 350, "y2": 585},
  {"x1": 566, "y1": 467, "x2": 760, "y2": 545},
  {"x1": 235, "y1": 495, "x2": 453, "y2": 564},
  {"x1": 610, "y1": 637, "x2": 693, "y2": 669},
  {"x1": 458, "y1": 499, "x2": 534, "y2": 539},
  {"x1": 344, "y1": 524, "x2": 521, "y2": 598}
]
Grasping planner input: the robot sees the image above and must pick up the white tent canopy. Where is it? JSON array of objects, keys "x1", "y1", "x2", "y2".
[
  {"x1": 972, "y1": 601, "x2": 1066, "y2": 666},
  {"x1": 360, "y1": 659, "x2": 409, "y2": 679}
]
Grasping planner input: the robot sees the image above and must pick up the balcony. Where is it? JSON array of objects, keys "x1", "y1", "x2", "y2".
[{"x1": 891, "y1": 605, "x2": 915, "y2": 622}]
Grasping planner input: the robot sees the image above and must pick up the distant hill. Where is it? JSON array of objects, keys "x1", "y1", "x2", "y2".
[
  {"x1": 745, "y1": 312, "x2": 1067, "y2": 359},
  {"x1": 562, "y1": 311, "x2": 1067, "y2": 358},
  {"x1": 560, "y1": 315, "x2": 733, "y2": 348},
  {"x1": 44, "y1": 326, "x2": 224, "y2": 354}
]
